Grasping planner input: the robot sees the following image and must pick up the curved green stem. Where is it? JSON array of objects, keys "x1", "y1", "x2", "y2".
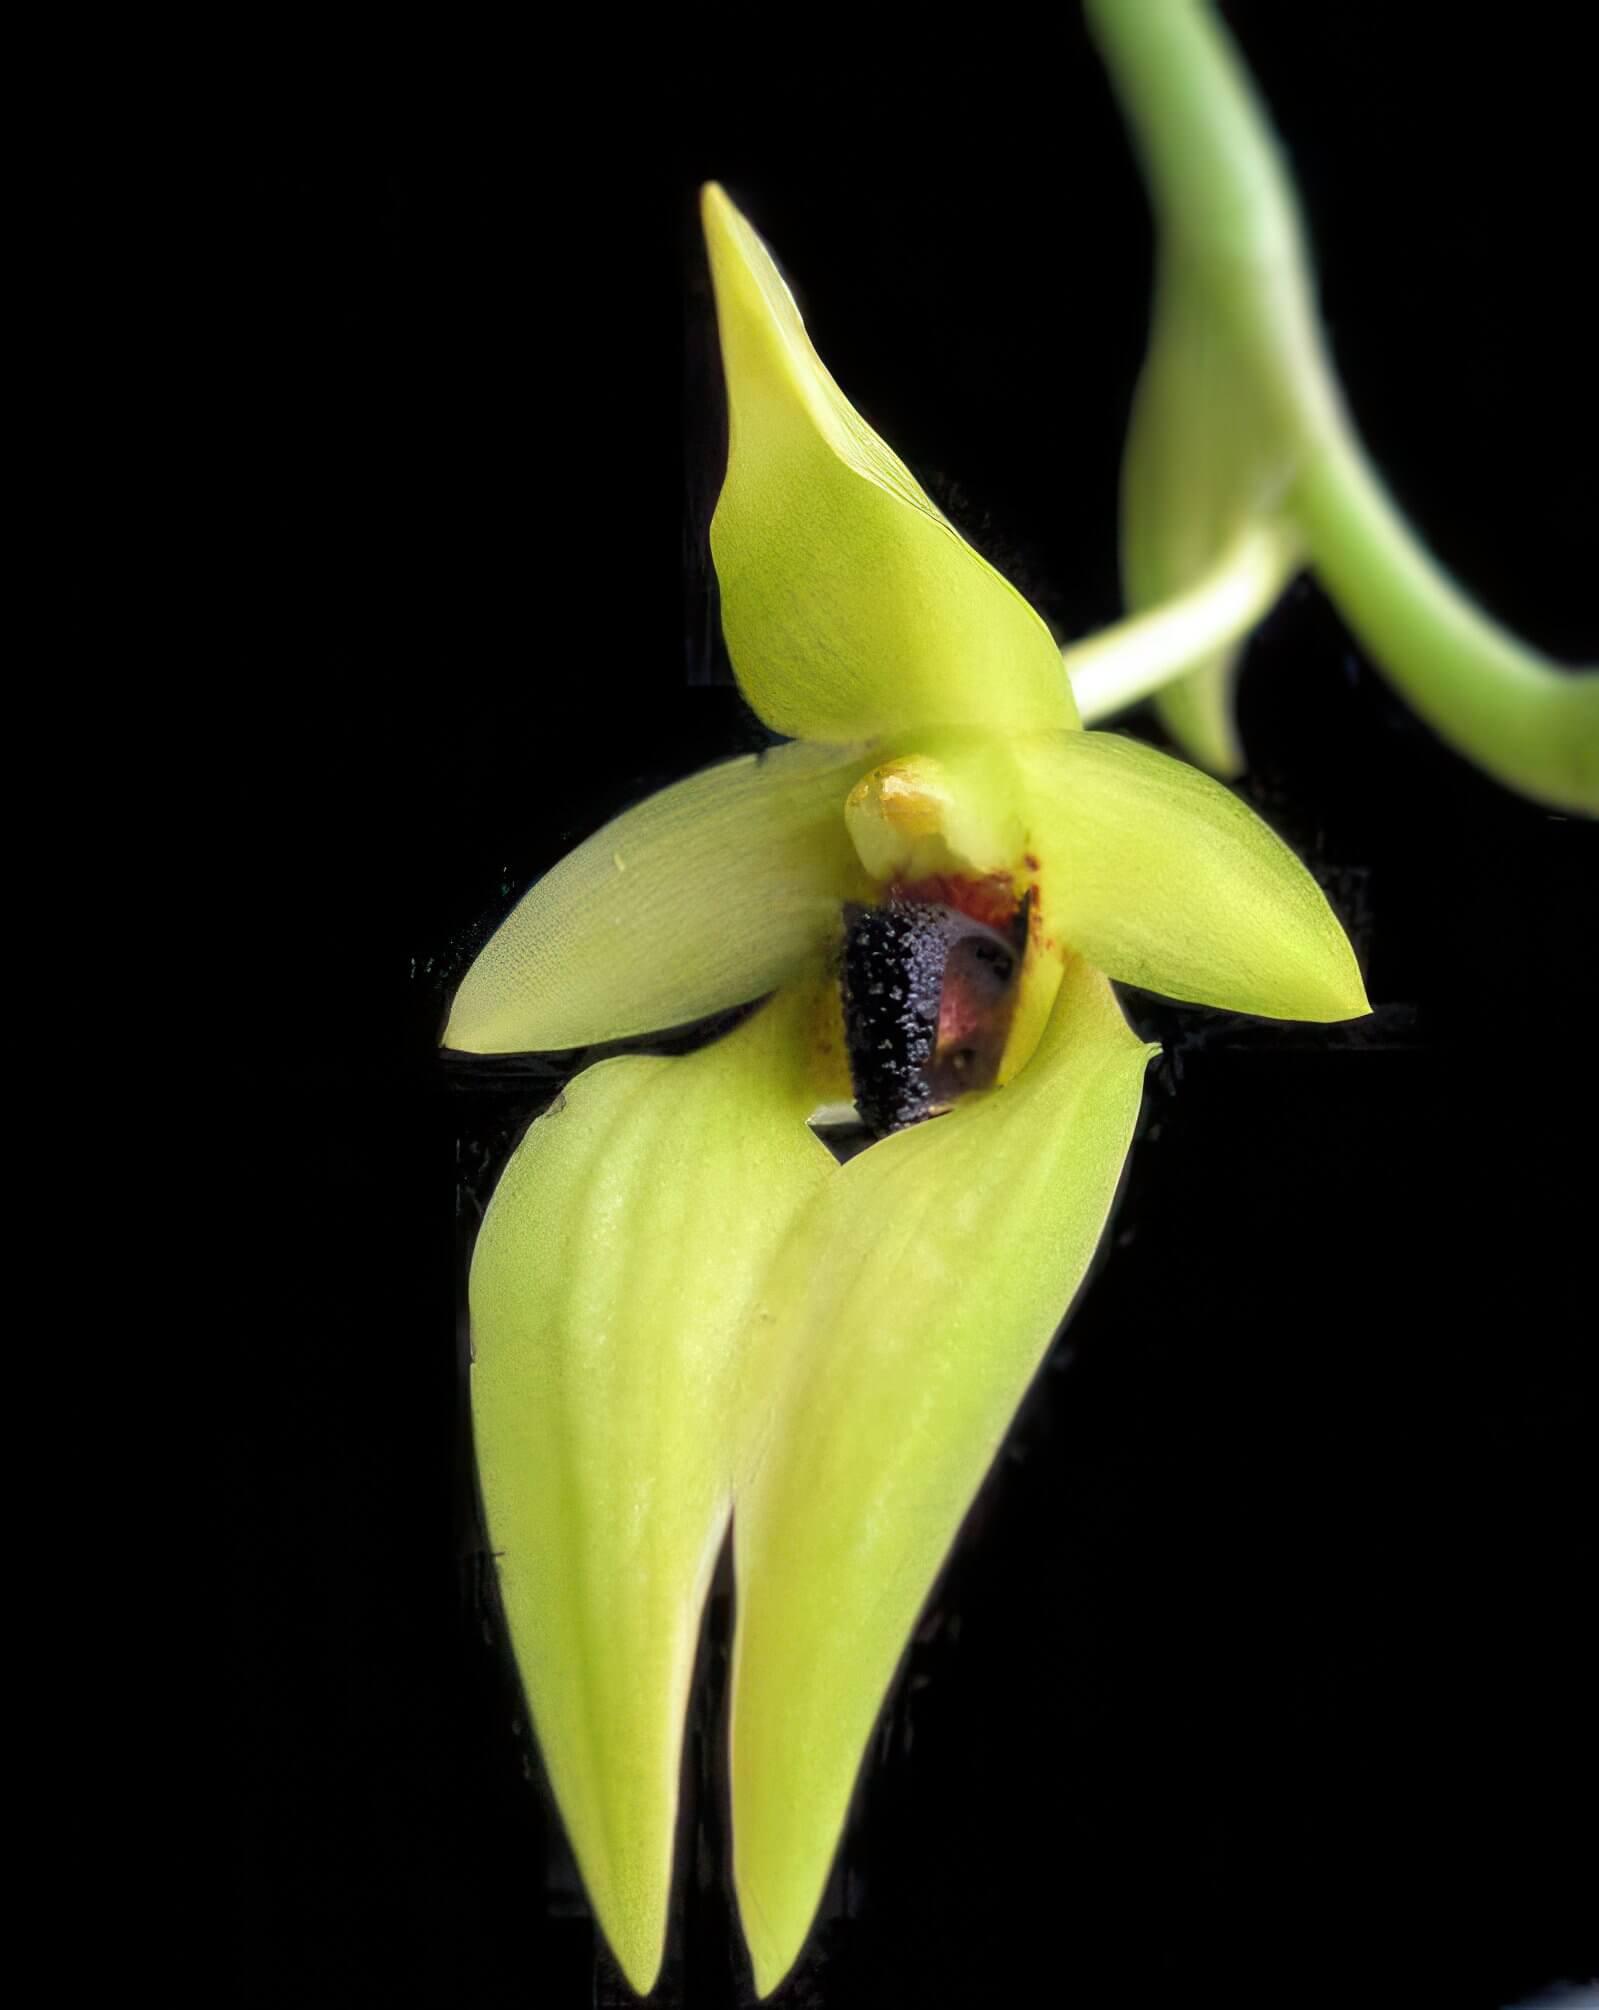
[
  {"x1": 1293, "y1": 432, "x2": 1599, "y2": 814},
  {"x1": 1081, "y1": 0, "x2": 1330, "y2": 434},
  {"x1": 1065, "y1": 521, "x2": 1300, "y2": 725},
  {"x1": 1086, "y1": 0, "x2": 1598, "y2": 815}
]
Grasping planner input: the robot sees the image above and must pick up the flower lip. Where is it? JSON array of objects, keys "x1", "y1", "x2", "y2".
[{"x1": 840, "y1": 891, "x2": 1028, "y2": 1134}]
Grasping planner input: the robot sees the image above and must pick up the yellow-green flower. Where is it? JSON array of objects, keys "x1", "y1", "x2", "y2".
[{"x1": 445, "y1": 183, "x2": 1368, "y2": 1997}]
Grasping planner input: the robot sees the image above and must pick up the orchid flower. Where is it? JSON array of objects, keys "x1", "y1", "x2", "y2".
[
  {"x1": 445, "y1": 183, "x2": 1368, "y2": 1997},
  {"x1": 1065, "y1": 0, "x2": 1598, "y2": 816}
]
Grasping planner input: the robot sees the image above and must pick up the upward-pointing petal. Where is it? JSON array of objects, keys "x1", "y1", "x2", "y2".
[{"x1": 702, "y1": 184, "x2": 1078, "y2": 743}]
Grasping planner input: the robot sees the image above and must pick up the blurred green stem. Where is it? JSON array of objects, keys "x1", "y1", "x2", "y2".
[
  {"x1": 1291, "y1": 431, "x2": 1599, "y2": 812},
  {"x1": 1066, "y1": 521, "x2": 1300, "y2": 724},
  {"x1": 1080, "y1": 0, "x2": 1598, "y2": 816}
]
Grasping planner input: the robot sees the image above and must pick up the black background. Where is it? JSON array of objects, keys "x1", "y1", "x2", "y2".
[{"x1": 235, "y1": 10, "x2": 1597, "y2": 2005}]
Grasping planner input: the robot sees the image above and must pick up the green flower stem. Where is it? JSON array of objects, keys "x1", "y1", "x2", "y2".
[
  {"x1": 1292, "y1": 430, "x2": 1599, "y2": 814},
  {"x1": 1081, "y1": 0, "x2": 1329, "y2": 434},
  {"x1": 1084, "y1": 0, "x2": 1598, "y2": 815},
  {"x1": 1065, "y1": 520, "x2": 1301, "y2": 725}
]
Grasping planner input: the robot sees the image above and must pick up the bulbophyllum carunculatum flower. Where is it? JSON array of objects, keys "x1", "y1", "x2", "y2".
[
  {"x1": 1070, "y1": 0, "x2": 1598, "y2": 814},
  {"x1": 446, "y1": 172, "x2": 1369, "y2": 1999}
]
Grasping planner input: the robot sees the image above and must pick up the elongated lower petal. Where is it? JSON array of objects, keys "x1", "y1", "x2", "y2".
[
  {"x1": 469, "y1": 990, "x2": 834, "y2": 1994},
  {"x1": 702, "y1": 184, "x2": 1077, "y2": 743},
  {"x1": 1013, "y1": 730, "x2": 1368, "y2": 1021},
  {"x1": 445, "y1": 739, "x2": 868, "y2": 1053},
  {"x1": 728, "y1": 963, "x2": 1155, "y2": 1995}
]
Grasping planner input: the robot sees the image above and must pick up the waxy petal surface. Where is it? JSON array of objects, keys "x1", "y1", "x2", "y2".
[
  {"x1": 445, "y1": 739, "x2": 868, "y2": 1053},
  {"x1": 469, "y1": 990, "x2": 834, "y2": 1994},
  {"x1": 702, "y1": 184, "x2": 1078, "y2": 743},
  {"x1": 1014, "y1": 730, "x2": 1368, "y2": 1021},
  {"x1": 728, "y1": 964, "x2": 1154, "y2": 1994}
]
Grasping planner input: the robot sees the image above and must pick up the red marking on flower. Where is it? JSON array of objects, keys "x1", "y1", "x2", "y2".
[{"x1": 890, "y1": 872, "x2": 1016, "y2": 933}]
